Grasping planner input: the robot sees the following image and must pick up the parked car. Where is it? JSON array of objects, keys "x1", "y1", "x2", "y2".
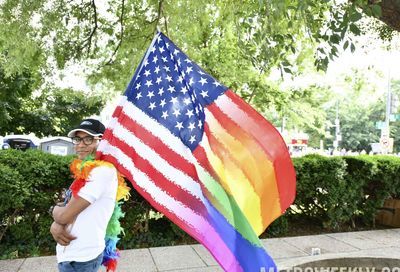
[{"x1": 3, "y1": 135, "x2": 40, "y2": 151}]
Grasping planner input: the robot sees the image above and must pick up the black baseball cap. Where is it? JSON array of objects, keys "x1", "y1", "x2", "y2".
[{"x1": 67, "y1": 118, "x2": 106, "y2": 138}]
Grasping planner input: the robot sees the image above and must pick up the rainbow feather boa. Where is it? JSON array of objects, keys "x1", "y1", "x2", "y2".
[{"x1": 69, "y1": 155, "x2": 130, "y2": 272}]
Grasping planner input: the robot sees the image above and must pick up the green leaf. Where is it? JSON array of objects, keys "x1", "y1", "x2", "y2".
[
  {"x1": 340, "y1": 28, "x2": 347, "y2": 39},
  {"x1": 343, "y1": 40, "x2": 349, "y2": 50},
  {"x1": 330, "y1": 34, "x2": 341, "y2": 44},
  {"x1": 283, "y1": 67, "x2": 292, "y2": 74},
  {"x1": 331, "y1": 46, "x2": 338, "y2": 57},
  {"x1": 349, "y1": 24, "x2": 361, "y2": 35},
  {"x1": 350, "y1": 11, "x2": 362, "y2": 22},
  {"x1": 350, "y1": 43, "x2": 356, "y2": 53},
  {"x1": 371, "y1": 4, "x2": 382, "y2": 17}
]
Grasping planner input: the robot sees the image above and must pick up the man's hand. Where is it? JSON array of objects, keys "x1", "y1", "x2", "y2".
[
  {"x1": 52, "y1": 196, "x2": 90, "y2": 225},
  {"x1": 50, "y1": 221, "x2": 76, "y2": 246}
]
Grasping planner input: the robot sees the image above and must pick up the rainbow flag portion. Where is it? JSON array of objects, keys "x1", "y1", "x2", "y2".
[{"x1": 97, "y1": 32, "x2": 296, "y2": 271}]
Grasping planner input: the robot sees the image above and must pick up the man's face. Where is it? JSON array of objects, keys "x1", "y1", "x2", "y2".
[{"x1": 73, "y1": 131, "x2": 99, "y2": 160}]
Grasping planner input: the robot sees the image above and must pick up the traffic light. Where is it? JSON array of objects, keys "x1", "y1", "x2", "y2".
[{"x1": 390, "y1": 94, "x2": 399, "y2": 114}]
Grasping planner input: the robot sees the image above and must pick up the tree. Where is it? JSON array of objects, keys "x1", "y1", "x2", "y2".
[
  {"x1": 323, "y1": 69, "x2": 385, "y2": 151},
  {"x1": 265, "y1": 67, "x2": 392, "y2": 152},
  {"x1": 0, "y1": 66, "x2": 105, "y2": 136},
  {"x1": 0, "y1": 68, "x2": 37, "y2": 131},
  {"x1": 0, "y1": 0, "x2": 399, "y2": 141},
  {"x1": 1, "y1": 0, "x2": 398, "y2": 91},
  {"x1": 12, "y1": 87, "x2": 105, "y2": 137},
  {"x1": 331, "y1": 101, "x2": 382, "y2": 152}
]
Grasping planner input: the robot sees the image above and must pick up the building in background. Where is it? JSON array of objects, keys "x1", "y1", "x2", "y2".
[
  {"x1": 40, "y1": 137, "x2": 74, "y2": 156},
  {"x1": 286, "y1": 132, "x2": 309, "y2": 157}
]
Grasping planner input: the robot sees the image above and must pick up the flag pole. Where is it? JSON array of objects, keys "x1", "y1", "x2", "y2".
[
  {"x1": 135, "y1": 31, "x2": 160, "y2": 78},
  {"x1": 127, "y1": 31, "x2": 161, "y2": 91}
]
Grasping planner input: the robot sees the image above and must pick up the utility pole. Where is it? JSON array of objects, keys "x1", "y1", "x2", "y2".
[
  {"x1": 381, "y1": 69, "x2": 391, "y2": 154},
  {"x1": 333, "y1": 101, "x2": 341, "y2": 150},
  {"x1": 384, "y1": 69, "x2": 391, "y2": 134}
]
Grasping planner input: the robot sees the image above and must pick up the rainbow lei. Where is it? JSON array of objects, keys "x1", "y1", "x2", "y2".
[{"x1": 69, "y1": 155, "x2": 130, "y2": 272}]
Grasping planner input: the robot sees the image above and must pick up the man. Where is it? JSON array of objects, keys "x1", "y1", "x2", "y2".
[{"x1": 50, "y1": 118, "x2": 118, "y2": 272}]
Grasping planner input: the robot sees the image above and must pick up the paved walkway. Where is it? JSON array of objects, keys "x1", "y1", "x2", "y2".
[{"x1": 1, "y1": 228, "x2": 399, "y2": 272}]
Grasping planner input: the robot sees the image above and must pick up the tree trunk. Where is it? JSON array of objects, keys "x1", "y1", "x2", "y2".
[{"x1": 369, "y1": 0, "x2": 400, "y2": 32}]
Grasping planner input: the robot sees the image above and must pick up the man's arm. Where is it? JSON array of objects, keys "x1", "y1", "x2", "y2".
[
  {"x1": 50, "y1": 221, "x2": 76, "y2": 246},
  {"x1": 52, "y1": 196, "x2": 91, "y2": 225}
]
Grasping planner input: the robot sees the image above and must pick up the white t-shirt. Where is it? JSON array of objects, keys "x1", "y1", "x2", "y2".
[{"x1": 56, "y1": 165, "x2": 118, "y2": 263}]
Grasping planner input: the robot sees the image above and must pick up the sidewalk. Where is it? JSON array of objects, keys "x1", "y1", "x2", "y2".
[{"x1": 1, "y1": 228, "x2": 399, "y2": 272}]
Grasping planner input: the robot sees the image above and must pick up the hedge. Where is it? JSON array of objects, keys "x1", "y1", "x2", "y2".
[
  {"x1": 291, "y1": 154, "x2": 400, "y2": 229},
  {"x1": 0, "y1": 149, "x2": 72, "y2": 259},
  {"x1": 1, "y1": 150, "x2": 399, "y2": 259}
]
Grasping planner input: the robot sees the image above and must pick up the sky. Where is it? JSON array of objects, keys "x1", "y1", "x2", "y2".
[
  {"x1": 279, "y1": 32, "x2": 400, "y2": 89},
  {"x1": 326, "y1": 35, "x2": 400, "y2": 90}
]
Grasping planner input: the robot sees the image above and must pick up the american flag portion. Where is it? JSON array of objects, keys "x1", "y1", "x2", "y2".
[{"x1": 97, "y1": 31, "x2": 296, "y2": 272}]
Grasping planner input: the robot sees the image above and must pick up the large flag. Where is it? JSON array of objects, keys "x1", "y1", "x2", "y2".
[{"x1": 97, "y1": 32, "x2": 296, "y2": 272}]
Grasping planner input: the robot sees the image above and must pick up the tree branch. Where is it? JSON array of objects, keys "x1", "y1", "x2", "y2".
[
  {"x1": 105, "y1": 0, "x2": 126, "y2": 65},
  {"x1": 0, "y1": 209, "x2": 19, "y2": 243},
  {"x1": 155, "y1": 0, "x2": 164, "y2": 33},
  {"x1": 162, "y1": 8, "x2": 169, "y2": 36},
  {"x1": 88, "y1": 0, "x2": 98, "y2": 53},
  {"x1": 246, "y1": 88, "x2": 257, "y2": 104},
  {"x1": 79, "y1": 0, "x2": 98, "y2": 55}
]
